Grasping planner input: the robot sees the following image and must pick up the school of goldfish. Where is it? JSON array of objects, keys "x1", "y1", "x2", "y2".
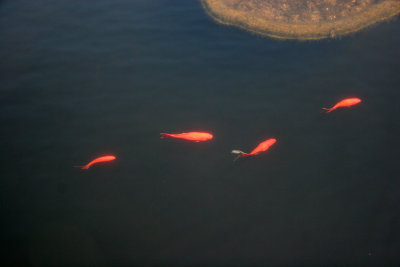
[{"x1": 76, "y1": 97, "x2": 361, "y2": 169}]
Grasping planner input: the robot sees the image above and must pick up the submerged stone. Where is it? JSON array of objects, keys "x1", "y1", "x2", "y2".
[{"x1": 200, "y1": 0, "x2": 400, "y2": 40}]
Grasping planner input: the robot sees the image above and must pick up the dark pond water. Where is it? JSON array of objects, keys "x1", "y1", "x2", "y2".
[{"x1": 1, "y1": 0, "x2": 399, "y2": 265}]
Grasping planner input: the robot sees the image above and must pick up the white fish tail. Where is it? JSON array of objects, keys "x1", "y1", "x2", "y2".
[{"x1": 232, "y1": 150, "x2": 246, "y2": 162}]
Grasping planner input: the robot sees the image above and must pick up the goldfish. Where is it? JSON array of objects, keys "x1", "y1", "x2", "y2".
[
  {"x1": 160, "y1": 132, "x2": 213, "y2": 142},
  {"x1": 75, "y1": 155, "x2": 116, "y2": 170},
  {"x1": 232, "y1": 138, "x2": 277, "y2": 161},
  {"x1": 322, "y1": 98, "x2": 361, "y2": 113}
]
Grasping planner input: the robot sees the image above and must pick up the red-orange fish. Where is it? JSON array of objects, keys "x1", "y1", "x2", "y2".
[
  {"x1": 160, "y1": 132, "x2": 213, "y2": 142},
  {"x1": 322, "y1": 98, "x2": 361, "y2": 113},
  {"x1": 232, "y1": 138, "x2": 277, "y2": 161},
  {"x1": 75, "y1": 155, "x2": 116, "y2": 170}
]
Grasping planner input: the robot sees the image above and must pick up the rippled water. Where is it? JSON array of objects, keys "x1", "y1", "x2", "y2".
[{"x1": 1, "y1": 0, "x2": 399, "y2": 265}]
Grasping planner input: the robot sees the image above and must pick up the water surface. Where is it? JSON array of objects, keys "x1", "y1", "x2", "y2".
[{"x1": 1, "y1": 0, "x2": 399, "y2": 265}]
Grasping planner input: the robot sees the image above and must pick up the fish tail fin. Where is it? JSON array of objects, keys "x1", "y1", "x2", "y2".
[
  {"x1": 233, "y1": 155, "x2": 242, "y2": 162},
  {"x1": 75, "y1": 165, "x2": 89, "y2": 170},
  {"x1": 322, "y1": 108, "x2": 332, "y2": 113},
  {"x1": 160, "y1": 133, "x2": 169, "y2": 139},
  {"x1": 232, "y1": 150, "x2": 246, "y2": 162}
]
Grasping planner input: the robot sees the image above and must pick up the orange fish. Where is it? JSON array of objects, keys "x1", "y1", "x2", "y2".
[
  {"x1": 232, "y1": 138, "x2": 277, "y2": 161},
  {"x1": 322, "y1": 98, "x2": 361, "y2": 113},
  {"x1": 75, "y1": 155, "x2": 116, "y2": 170},
  {"x1": 160, "y1": 132, "x2": 213, "y2": 142}
]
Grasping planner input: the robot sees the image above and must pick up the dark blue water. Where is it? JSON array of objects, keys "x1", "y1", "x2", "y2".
[{"x1": 1, "y1": 0, "x2": 400, "y2": 265}]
